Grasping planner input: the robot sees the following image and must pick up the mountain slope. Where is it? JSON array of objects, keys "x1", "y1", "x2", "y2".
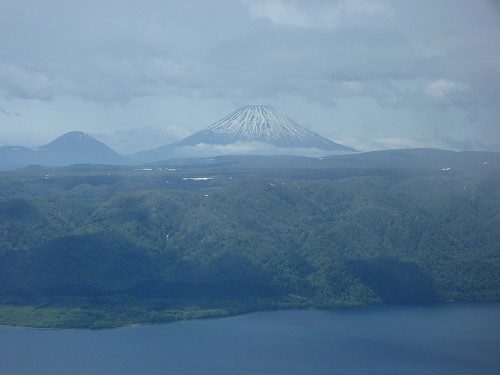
[
  {"x1": 38, "y1": 131, "x2": 124, "y2": 165},
  {"x1": 0, "y1": 149, "x2": 498, "y2": 328},
  {"x1": 175, "y1": 105, "x2": 356, "y2": 151},
  {"x1": 0, "y1": 131, "x2": 125, "y2": 169}
]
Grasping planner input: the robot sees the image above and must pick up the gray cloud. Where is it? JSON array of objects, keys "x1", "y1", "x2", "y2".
[
  {"x1": 0, "y1": 0, "x2": 498, "y2": 151},
  {"x1": 0, "y1": 64, "x2": 53, "y2": 100},
  {"x1": 0, "y1": 105, "x2": 19, "y2": 117},
  {"x1": 242, "y1": 0, "x2": 395, "y2": 29}
]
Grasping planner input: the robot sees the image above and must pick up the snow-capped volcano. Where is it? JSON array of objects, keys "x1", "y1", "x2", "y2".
[{"x1": 174, "y1": 105, "x2": 356, "y2": 152}]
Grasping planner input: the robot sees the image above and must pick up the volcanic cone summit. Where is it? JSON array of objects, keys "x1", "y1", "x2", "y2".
[{"x1": 174, "y1": 105, "x2": 356, "y2": 152}]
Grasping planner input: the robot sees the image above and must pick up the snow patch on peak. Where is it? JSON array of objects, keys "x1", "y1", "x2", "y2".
[
  {"x1": 175, "y1": 105, "x2": 356, "y2": 152},
  {"x1": 208, "y1": 105, "x2": 305, "y2": 141}
]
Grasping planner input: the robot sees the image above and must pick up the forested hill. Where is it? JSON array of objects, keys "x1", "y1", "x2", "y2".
[{"x1": 0, "y1": 149, "x2": 498, "y2": 328}]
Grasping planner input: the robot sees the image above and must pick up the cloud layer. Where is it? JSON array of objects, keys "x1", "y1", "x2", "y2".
[{"x1": 0, "y1": 0, "x2": 499, "y2": 151}]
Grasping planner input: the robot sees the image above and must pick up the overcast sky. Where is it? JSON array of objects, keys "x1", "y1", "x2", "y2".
[{"x1": 1, "y1": 0, "x2": 499, "y2": 153}]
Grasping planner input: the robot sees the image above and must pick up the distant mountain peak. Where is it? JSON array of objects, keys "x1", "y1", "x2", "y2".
[
  {"x1": 36, "y1": 131, "x2": 124, "y2": 165},
  {"x1": 175, "y1": 105, "x2": 356, "y2": 152},
  {"x1": 61, "y1": 131, "x2": 89, "y2": 137},
  {"x1": 0, "y1": 131, "x2": 125, "y2": 169},
  {"x1": 41, "y1": 131, "x2": 103, "y2": 150}
]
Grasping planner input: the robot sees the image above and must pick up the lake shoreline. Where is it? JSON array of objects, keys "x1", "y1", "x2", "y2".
[
  {"x1": 1, "y1": 298, "x2": 497, "y2": 330},
  {"x1": 1, "y1": 301, "x2": 499, "y2": 375}
]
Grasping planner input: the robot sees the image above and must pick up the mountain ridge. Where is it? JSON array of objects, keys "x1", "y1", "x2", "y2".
[
  {"x1": 174, "y1": 105, "x2": 356, "y2": 151},
  {"x1": 131, "y1": 105, "x2": 357, "y2": 163},
  {"x1": 0, "y1": 148, "x2": 498, "y2": 328},
  {"x1": 0, "y1": 131, "x2": 125, "y2": 169}
]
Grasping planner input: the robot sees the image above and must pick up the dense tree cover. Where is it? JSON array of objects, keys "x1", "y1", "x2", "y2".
[{"x1": 0, "y1": 150, "x2": 499, "y2": 328}]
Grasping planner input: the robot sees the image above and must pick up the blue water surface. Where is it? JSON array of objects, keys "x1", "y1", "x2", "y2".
[{"x1": 1, "y1": 302, "x2": 499, "y2": 374}]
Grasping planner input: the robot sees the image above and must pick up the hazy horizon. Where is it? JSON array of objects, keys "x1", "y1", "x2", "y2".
[{"x1": 1, "y1": 0, "x2": 499, "y2": 153}]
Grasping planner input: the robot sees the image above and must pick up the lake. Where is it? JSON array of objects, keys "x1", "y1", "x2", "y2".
[{"x1": 0, "y1": 302, "x2": 499, "y2": 374}]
